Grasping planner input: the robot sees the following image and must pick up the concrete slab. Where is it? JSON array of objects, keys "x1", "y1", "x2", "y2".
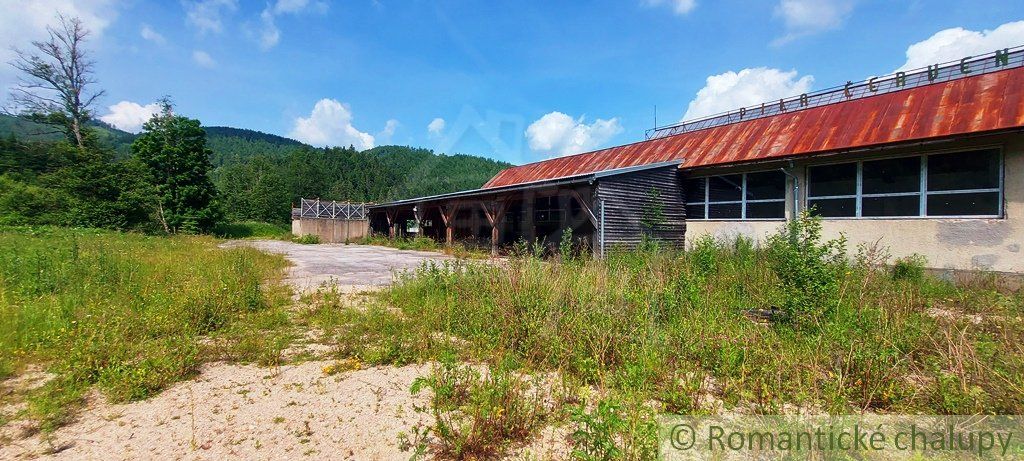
[{"x1": 223, "y1": 240, "x2": 453, "y2": 293}]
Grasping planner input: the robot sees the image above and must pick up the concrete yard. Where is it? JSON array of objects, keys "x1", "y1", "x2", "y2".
[{"x1": 222, "y1": 240, "x2": 453, "y2": 293}]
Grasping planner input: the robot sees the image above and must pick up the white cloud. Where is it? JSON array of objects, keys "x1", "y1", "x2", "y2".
[
  {"x1": 99, "y1": 100, "x2": 161, "y2": 133},
  {"x1": 427, "y1": 117, "x2": 446, "y2": 136},
  {"x1": 257, "y1": 9, "x2": 280, "y2": 50},
  {"x1": 0, "y1": 0, "x2": 118, "y2": 84},
  {"x1": 290, "y1": 99, "x2": 375, "y2": 150},
  {"x1": 682, "y1": 67, "x2": 814, "y2": 120},
  {"x1": 184, "y1": 0, "x2": 237, "y2": 34},
  {"x1": 140, "y1": 24, "x2": 165, "y2": 44},
  {"x1": 896, "y1": 21, "x2": 1024, "y2": 71},
  {"x1": 772, "y1": 0, "x2": 854, "y2": 46},
  {"x1": 642, "y1": 0, "x2": 696, "y2": 15},
  {"x1": 378, "y1": 119, "x2": 399, "y2": 144},
  {"x1": 525, "y1": 112, "x2": 623, "y2": 157},
  {"x1": 254, "y1": 0, "x2": 326, "y2": 50},
  {"x1": 192, "y1": 50, "x2": 216, "y2": 68},
  {"x1": 272, "y1": 0, "x2": 327, "y2": 15}
]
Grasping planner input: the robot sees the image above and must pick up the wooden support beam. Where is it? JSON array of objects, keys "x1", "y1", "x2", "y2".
[
  {"x1": 385, "y1": 208, "x2": 397, "y2": 239},
  {"x1": 480, "y1": 199, "x2": 510, "y2": 256},
  {"x1": 570, "y1": 190, "x2": 598, "y2": 228},
  {"x1": 440, "y1": 202, "x2": 460, "y2": 246}
]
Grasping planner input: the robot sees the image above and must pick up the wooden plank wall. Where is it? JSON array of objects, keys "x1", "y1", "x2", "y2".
[{"x1": 594, "y1": 165, "x2": 686, "y2": 252}]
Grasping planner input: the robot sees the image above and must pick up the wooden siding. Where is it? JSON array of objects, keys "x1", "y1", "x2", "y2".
[{"x1": 594, "y1": 165, "x2": 686, "y2": 252}]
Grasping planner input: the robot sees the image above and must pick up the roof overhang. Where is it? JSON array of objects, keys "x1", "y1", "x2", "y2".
[{"x1": 369, "y1": 160, "x2": 683, "y2": 209}]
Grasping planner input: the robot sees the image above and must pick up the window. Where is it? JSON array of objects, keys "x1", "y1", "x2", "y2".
[
  {"x1": 685, "y1": 171, "x2": 786, "y2": 220},
  {"x1": 806, "y1": 148, "x2": 1001, "y2": 218}
]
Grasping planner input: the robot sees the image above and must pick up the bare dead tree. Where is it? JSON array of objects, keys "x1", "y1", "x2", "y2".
[{"x1": 7, "y1": 14, "x2": 105, "y2": 149}]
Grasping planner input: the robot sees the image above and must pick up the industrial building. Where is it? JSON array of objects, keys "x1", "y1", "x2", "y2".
[{"x1": 370, "y1": 47, "x2": 1024, "y2": 273}]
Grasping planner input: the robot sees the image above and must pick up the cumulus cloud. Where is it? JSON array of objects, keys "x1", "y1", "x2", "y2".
[
  {"x1": 772, "y1": 0, "x2": 854, "y2": 46},
  {"x1": 192, "y1": 50, "x2": 216, "y2": 68},
  {"x1": 682, "y1": 67, "x2": 814, "y2": 120},
  {"x1": 642, "y1": 0, "x2": 696, "y2": 15},
  {"x1": 184, "y1": 0, "x2": 237, "y2": 34},
  {"x1": 100, "y1": 101, "x2": 162, "y2": 133},
  {"x1": 377, "y1": 119, "x2": 399, "y2": 144},
  {"x1": 525, "y1": 112, "x2": 623, "y2": 157},
  {"x1": 140, "y1": 24, "x2": 165, "y2": 44},
  {"x1": 427, "y1": 118, "x2": 446, "y2": 137},
  {"x1": 896, "y1": 21, "x2": 1024, "y2": 71},
  {"x1": 0, "y1": 0, "x2": 118, "y2": 84},
  {"x1": 290, "y1": 99, "x2": 375, "y2": 150}
]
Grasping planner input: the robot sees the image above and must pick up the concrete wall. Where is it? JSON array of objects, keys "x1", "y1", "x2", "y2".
[
  {"x1": 685, "y1": 133, "x2": 1024, "y2": 273},
  {"x1": 291, "y1": 218, "x2": 369, "y2": 243}
]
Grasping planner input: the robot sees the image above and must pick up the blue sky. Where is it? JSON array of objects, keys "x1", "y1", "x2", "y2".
[{"x1": 2, "y1": 1, "x2": 1024, "y2": 165}]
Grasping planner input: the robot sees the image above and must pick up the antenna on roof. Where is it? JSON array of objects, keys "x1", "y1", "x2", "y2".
[{"x1": 653, "y1": 105, "x2": 657, "y2": 132}]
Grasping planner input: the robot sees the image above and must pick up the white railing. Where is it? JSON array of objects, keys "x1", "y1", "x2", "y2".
[{"x1": 293, "y1": 198, "x2": 368, "y2": 220}]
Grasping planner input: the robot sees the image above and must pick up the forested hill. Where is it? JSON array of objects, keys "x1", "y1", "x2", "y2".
[
  {"x1": 1, "y1": 114, "x2": 513, "y2": 225},
  {"x1": 203, "y1": 126, "x2": 308, "y2": 166}
]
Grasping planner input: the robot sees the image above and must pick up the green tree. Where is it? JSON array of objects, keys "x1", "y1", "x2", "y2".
[{"x1": 132, "y1": 102, "x2": 221, "y2": 233}]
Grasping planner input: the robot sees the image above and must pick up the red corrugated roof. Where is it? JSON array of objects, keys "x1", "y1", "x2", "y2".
[{"x1": 483, "y1": 66, "x2": 1024, "y2": 189}]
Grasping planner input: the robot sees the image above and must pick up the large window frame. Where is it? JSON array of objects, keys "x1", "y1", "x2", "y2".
[
  {"x1": 805, "y1": 147, "x2": 1004, "y2": 219},
  {"x1": 686, "y1": 171, "x2": 787, "y2": 221}
]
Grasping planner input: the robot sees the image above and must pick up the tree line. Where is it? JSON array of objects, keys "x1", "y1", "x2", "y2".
[{"x1": 0, "y1": 15, "x2": 510, "y2": 233}]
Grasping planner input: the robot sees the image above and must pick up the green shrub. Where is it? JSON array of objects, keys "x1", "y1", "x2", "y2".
[
  {"x1": 892, "y1": 254, "x2": 927, "y2": 282},
  {"x1": 765, "y1": 211, "x2": 847, "y2": 326},
  {"x1": 213, "y1": 221, "x2": 291, "y2": 239},
  {"x1": 409, "y1": 357, "x2": 551, "y2": 459},
  {"x1": 570, "y1": 396, "x2": 658, "y2": 461},
  {"x1": 292, "y1": 233, "x2": 320, "y2": 244}
]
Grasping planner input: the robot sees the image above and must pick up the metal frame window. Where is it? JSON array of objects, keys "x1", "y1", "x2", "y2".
[
  {"x1": 685, "y1": 171, "x2": 786, "y2": 220},
  {"x1": 806, "y1": 148, "x2": 1003, "y2": 218}
]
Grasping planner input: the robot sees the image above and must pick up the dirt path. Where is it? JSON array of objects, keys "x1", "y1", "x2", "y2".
[{"x1": 0, "y1": 242, "x2": 457, "y2": 460}]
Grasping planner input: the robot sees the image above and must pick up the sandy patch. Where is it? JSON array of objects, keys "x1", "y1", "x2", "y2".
[{"x1": 1, "y1": 362, "x2": 431, "y2": 460}]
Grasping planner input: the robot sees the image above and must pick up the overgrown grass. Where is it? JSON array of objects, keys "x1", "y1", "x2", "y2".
[
  {"x1": 0, "y1": 226, "x2": 291, "y2": 431},
  {"x1": 305, "y1": 214, "x2": 1024, "y2": 456},
  {"x1": 213, "y1": 221, "x2": 291, "y2": 240},
  {"x1": 357, "y1": 234, "x2": 489, "y2": 259}
]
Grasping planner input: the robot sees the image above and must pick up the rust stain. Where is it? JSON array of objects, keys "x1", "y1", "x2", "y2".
[{"x1": 483, "y1": 66, "x2": 1024, "y2": 188}]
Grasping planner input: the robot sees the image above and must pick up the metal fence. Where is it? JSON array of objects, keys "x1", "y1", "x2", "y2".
[
  {"x1": 292, "y1": 198, "x2": 368, "y2": 220},
  {"x1": 647, "y1": 46, "x2": 1024, "y2": 139}
]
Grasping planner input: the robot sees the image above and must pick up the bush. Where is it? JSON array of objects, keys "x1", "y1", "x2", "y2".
[
  {"x1": 765, "y1": 211, "x2": 847, "y2": 326},
  {"x1": 892, "y1": 254, "x2": 927, "y2": 282},
  {"x1": 213, "y1": 221, "x2": 291, "y2": 239},
  {"x1": 409, "y1": 357, "x2": 551, "y2": 459},
  {"x1": 570, "y1": 396, "x2": 658, "y2": 461},
  {"x1": 292, "y1": 234, "x2": 320, "y2": 244}
]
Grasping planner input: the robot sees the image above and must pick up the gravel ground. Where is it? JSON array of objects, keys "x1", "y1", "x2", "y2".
[{"x1": 222, "y1": 240, "x2": 454, "y2": 294}]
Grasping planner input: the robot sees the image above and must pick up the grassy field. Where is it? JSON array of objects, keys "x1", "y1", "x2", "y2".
[
  {"x1": 306, "y1": 215, "x2": 1024, "y2": 458},
  {"x1": 0, "y1": 226, "x2": 291, "y2": 431}
]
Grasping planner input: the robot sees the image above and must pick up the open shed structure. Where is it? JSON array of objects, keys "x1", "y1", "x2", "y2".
[{"x1": 371, "y1": 47, "x2": 1024, "y2": 272}]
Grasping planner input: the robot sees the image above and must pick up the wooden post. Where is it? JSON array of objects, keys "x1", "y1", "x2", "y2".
[
  {"x1": 440, "y1": 203, "x2": 460, "y2": 246},
  {"x1": 480, "y1": 199, "x2": 509, "y2": 257},
  {"x1": 385, "y1": 208, "x2": 397, "y2": 239}
]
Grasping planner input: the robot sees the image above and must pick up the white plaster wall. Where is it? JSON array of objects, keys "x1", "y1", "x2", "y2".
[{"x1": 684, "y1": 135, "x2": 1024, "y2": 273}]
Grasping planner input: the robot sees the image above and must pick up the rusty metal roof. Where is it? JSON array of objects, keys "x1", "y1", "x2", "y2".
[{"x1": 483, "y1": 64, "x2": 1024, "y2": 189}]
